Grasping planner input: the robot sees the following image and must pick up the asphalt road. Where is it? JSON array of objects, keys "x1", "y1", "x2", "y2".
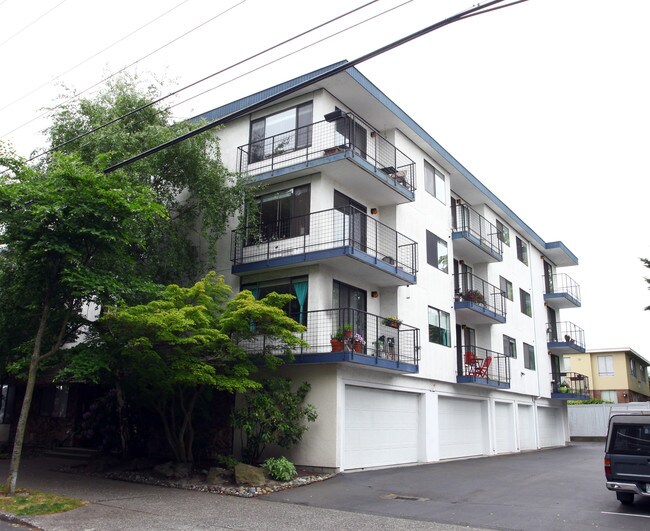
[{"x1": 266, "y1": 442, "x2": 650, "y2": 530}]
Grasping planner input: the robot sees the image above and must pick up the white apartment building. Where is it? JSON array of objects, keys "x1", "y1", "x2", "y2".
[{"x1": 201, "y1": 61, "x2": 587, "y2": 471}]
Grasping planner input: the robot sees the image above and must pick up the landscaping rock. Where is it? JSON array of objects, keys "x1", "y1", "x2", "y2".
[
  {"x1": 153, "y1": 461, "x2": 192, "y2": 479},
  {"x1": 234, "y1": 463, "x2": 266, "y2": 486},
  {"x1": 206, "y1": 467, "x2": 230, "y2": 485}
]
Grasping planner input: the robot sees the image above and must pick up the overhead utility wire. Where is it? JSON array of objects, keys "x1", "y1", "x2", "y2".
[
  {"x1": 23, "y1": 0, "x2": 381, "y2": 164},
  {"x1": 104, "y1": 0, "x2": 527, "y2": 174},
  {"x1": 0, "y1": 0, "x2": 193, "y2": 113},
  {"x1": 0, "y1": 0, "x2": 67, "y2": 48},
  {"x1": 0, "y1": 0, "x2": 247, "y2": 139}
]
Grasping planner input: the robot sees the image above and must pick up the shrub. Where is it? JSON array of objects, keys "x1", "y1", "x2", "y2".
[
  {"x1": 214, "y1": 454, "x2": 239, "y2": 470},
  {"x1": 262, "y1": 457, "x2": 297, "y2": 482}
]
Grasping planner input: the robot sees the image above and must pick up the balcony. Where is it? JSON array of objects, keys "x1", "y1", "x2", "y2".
[
  {"x1": 550, "y1": 372, "x2": 590, "y2": 400},
  {"x1": 451, "y1": 204, "x2": 503, "y2": 263},
  {"x1": 547, "y1": 321, "x2": 586, "y2": 354},
  {"x1": 231, "y1": 206, "x2": 417, "y2": 286},
  {"x1": 543, "y1": 273, "x2": 581, "y2": 309},
  {"x1": 237, "y1": 113, "x2": 416, "y2": 206},
  {"x1": 457, "y1": 345, "x2": 511, "y2": 388},
  {"x1": 239, "y1": 308, "x2": 419, "y2": 373},
  {"x1": 454, "y1": 272, "x2": 506, "y2": 324}
]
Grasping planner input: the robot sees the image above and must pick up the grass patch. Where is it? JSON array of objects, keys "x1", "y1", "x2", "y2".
[{"x1": 0, "y1": 489, "x2": 86, "y2": 516}]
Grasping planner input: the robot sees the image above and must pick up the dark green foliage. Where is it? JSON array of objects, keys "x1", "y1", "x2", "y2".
[
  {"x1": 567, "y1": 399, "x2": 613, "y2": 405},
  {"x1": 261, "y1": 456, "x2": 297, "y2": 482},
  {"x1": 232, "y1": 379, "x2": 317, "y2": 464}
]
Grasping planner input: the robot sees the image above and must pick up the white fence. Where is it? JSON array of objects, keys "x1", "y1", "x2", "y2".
[{"x1": 568, "y1": 402, "x2": 650, "y2": 438}]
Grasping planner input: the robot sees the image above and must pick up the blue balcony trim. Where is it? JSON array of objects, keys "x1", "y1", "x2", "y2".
[
  {"x1": 454, "y1": 301, "x2": 506, "y2": 323},
  {"x1": 451, "y1": 231, "x2": 503, "y2": 262},
  {"x1": 291, "y1": 351, "x2": 419, "y2": 373},
  {"x1": 547, "y1": 341, "x2": 586, "y2": 354},
  {"x1": 232, "y1": 245, "x2": 417, "y2": 284},
  {"x1": 248, "y1": 151, "x2": 415, "y2": 202},
  {"x1": 543, "y1": 292, "x2": 581, "y2": 308},
  {"x1": 551, "y1": 392, "x2": 590, "y2": 400},
  {"x1": 456, "y1": 375, "x2": 510, "y2": 389}
]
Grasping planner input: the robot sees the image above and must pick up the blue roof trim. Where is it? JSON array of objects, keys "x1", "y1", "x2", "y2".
[
  {"x1": 342, "y1": 67, "x2": 577, "y2": 263},
  {"x1": 191, "y1": 61, "x2": 349, "y2": 123}
]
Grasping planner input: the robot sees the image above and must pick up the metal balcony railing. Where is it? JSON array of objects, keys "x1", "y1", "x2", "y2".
[
  {"x1": 454, "y1": 272, "x2": 506, "y2": 318},
  {"x1": 543, "y1": 272, "x2": 581, "y2": 302},
  {"x1": 551, "y1": 371, "x2": 590, "y2": 397},
  {"x1": 231, "y1": 205, "x2": 418, "y2": 275},
  {"x1": 546, "y1": 321, "x2": 586, "y2": 349},
  {"x1": 236, "y1": 114, "x2": 416, "y2": 192},
  {"x1": 458, "y1": 345, "x2": 511, "y2": 386},
  {"x1": 451, "y1": 203, "x2": 503, "y2": 257},
  {"x1": 238, "y1": 307, "x2": 420, "y2": 366}
]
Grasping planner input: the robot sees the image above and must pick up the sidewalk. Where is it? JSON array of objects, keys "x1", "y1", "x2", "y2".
[{"x1": 0, "y1": 456, "x2": 486, "y2": 530}]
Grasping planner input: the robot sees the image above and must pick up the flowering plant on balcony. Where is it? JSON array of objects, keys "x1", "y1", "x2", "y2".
[
  {"x1": 463, "y1": 289, "x2": 485, "y2": 305},
  {"x1": 353, "y1": 333, "x2": 365, "y2": 345},
  {"x1": 382, "y1": 316, "x2": 402, "y2": 328}
]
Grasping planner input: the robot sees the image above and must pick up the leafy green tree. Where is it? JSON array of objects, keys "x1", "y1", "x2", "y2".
[
  {"x1": 0, "y1": 147, "x2": 165, "y2": 494},
  {"x1": 232, "y1": 378, "x2": 317, "y2": 464},
  {"x1": 643, "y1": 258, "x2": 650, "y2": 311},
  {"x1": 45, "y1": 74, "x2": 256, "y2": 284},
  {"x1": 65, "y1": 273, "x2": 307, "y2": 463}
]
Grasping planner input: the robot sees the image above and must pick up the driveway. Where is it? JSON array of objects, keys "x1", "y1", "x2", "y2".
[{"x1": 266, "y1": 442, "x2": 650, "y2": 530}]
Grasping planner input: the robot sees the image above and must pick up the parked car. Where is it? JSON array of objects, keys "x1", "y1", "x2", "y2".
[{"x1": 604, "y1": 411, "x2": 650, "y2": 505}]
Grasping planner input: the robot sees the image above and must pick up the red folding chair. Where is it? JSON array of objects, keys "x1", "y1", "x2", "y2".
[{"x1": 475, "y1": 356, "x2": 492, "y2": 378}]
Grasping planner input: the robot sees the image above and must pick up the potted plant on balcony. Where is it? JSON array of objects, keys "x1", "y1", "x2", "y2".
[
  {"x1": 463, "y1": 289, "x2": 485, "y2": 305},
  {"x1": 330, "y1": 329, "x2": 344, "y2": 352},
  {"x1": 341, "y1": 324, "x2": 353, "y2": 338},
  {"x1": 353, "y1": 333, "x2": 365, "y2": 353},
  {"x1": 382, "y1": 316, "x2": 402, "y2": 329}
]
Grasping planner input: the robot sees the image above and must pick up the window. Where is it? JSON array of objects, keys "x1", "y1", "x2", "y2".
[
  {"x1": 516, "y1": 236, "x2": 528, "y2": 265},
  {"x1": 249, "y1": 102, "x2": 313, "y2": 163},
  {"x1": 426, "y1": 230, "x2": 448, "y2": 273},
  {"x1": 562, "y1": 356, "x2": 572, "y2": 372},
  {"x1": 503, "y1": 335, "x2": 517, "y2": 358},
  {"x1": 424, "y1": 161, "x2": 445, "y2": 203},
  {"x1": 523, "y1": 343, "x2": 535, "y2": 370},
  {"x1": 428, "y1": 306, "x2": 451, "y2": 346},
  {"x1": 630, "y1": 358, "x2": 637, "y2": 378},
  {"x1": 496, "y1": 219, "x2": 510, "y2": 246},
  {"x1": 242, "y1": 276, "x2": 308, "y2": 324},
  {"x1": 500, "y1": 276, "x2": 513, "y2": 301},
  {"x1": 600, "y1": 390, "x2": 617, "y2": 403},
  {"x1": 519, "y1": 289, "x2": 532, "y2": 317},
  {"x1": 258, "y1": 184, "x2": 310, "y2": 240},
  {"x1": 598, "y1": 355, "x2": 614, "y2": 376},
  {"x1": 641, "y1": 366, "x2": 647, "y2": 381},
  {"x1": 335, "y1": 110, "x2": 367, "y2": 159}
]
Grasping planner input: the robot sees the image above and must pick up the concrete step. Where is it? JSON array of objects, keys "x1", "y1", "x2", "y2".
[{"x1": 44, "y1": 446, "x2": 99, "y2": 460}]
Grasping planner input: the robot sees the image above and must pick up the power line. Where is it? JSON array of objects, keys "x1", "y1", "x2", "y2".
[
  {"x1": 0, "y1": 0, "x2": 193, "y2": 114},
  {"x1": 22, "y1": 0, "x2": 382, "y2": 164},
  {"x1": 0, "y1": 0, "x2": 247, "y2": 140},
  {"x1": 104, "y1": 0, "x2": 528, "y2": 174},
  {"x1": 0, "y1": 0, "x2": 68, "y2": 48}
]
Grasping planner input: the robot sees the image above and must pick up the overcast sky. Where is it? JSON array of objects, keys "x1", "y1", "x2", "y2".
[{"x1": 1, "y1": 0, "x2": 648, "y2": 360}]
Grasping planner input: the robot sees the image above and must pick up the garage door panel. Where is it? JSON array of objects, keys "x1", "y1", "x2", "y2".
[
  {"x1": 518, "y1": 404, "x2": 536, "y2": 450},
  {"x1": 538, "y1": 407, "x2": 563, "y2": 447},
  {"x1": 495, "y1": 402, "x2": 516, "y2": 454},
  {"x1": 439, "y1": 397, "x2": 485, "y2": 459},
  {"x1": 344, "y1": 386, "x2": 419, "y2": 469}
]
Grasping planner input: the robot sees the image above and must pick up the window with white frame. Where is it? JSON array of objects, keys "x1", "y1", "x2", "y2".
[
  {"x1": 426, "y1": 230, "x2": 448, "y2": 273},
  {"x1": 428, "y1": 306, "x2": 451, "y2": 346},
  {"x1": 249, "y1": 102, "x2": 313, "y2": 163},
  {"x1": 496, "y1": 219, "x2": 510, "y2": 246},
  {"x1": 600, "y1": 390, "x2": 617, "y2": 403},
  {"x1": 520, "y1": 289, "x2": 532, "y2": 317},
  {"x1": 523, "y1": 343, "x2": 535, "y2": 370},
  {"x1": 630, "y1": 358, "x2": 637, "y2": 377},
  {"x1": 503, "y1": 335, "x2": 517, "y2": 358},
  {"x1": 500, "y1": 276, "x2": 513, "y2": 301},
  {"x1": 516, "y1": 236, "x2": 528, "y2": 265},
  {"x1": 598, "y1": 355, "x2": 614, "y2": 376},
  {"x1": 424, "y1": 160, "x2": 445, "y2": 203}
]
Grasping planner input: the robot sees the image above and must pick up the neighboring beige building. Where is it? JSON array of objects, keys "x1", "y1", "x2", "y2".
[{"x1": 563, "y1": 348, "x2": 650, "y2": 403}]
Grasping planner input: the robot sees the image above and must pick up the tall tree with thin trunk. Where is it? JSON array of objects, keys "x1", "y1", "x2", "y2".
[{"x1": 0, "y1": 147, "x2": 165, "y2": 494}]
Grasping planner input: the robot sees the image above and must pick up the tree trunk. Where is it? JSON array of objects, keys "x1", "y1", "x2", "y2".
[
  {"x1": 4, "y1": 301, "x2": 49, "y2": 494},
  {"x1": 115, "y1": 380, "x2": 130, "y2": 459}
]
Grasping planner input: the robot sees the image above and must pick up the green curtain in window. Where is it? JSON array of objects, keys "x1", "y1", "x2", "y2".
[{"x1": 293, "y1": 281, "x2": 308, "y2": 325}]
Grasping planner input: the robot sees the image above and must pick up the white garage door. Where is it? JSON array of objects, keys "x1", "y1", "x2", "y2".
[
  {"x1": 538, "y1": 407, "x2": 564, "y2": 447},
  {"x1": 518, "y1": 404, "x2": 536, "y2": 451},
  {"x1": 439, "y1": 397, "x2": 486, "y2": 459},
  {"x1": 494, "y1": 402, "x2": 516, "y2": 454},
  {"x1": 344, "y1": 386, "x2": 419, "y2": 470}
]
